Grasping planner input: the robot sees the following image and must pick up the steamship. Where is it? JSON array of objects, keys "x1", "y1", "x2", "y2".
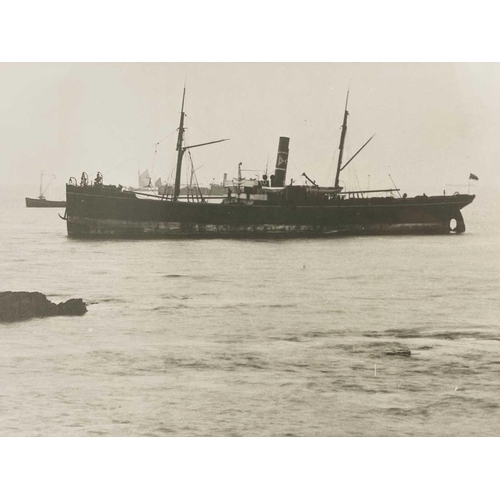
[{"x1": 63, "y1": 89, "x2": 475, "y2": 238}]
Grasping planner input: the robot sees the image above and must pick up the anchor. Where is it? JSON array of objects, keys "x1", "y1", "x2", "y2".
[{"x1": 58, "y1": 208, "x2": 67, "y2": 221}]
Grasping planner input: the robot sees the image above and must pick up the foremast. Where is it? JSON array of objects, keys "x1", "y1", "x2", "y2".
[{"x1": 172, "y1": 87, "x2": 229, "y2": 201}]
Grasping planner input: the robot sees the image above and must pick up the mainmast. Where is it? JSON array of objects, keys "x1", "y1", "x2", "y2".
[
  {"x1": 39, "y1": 171, "x2": 44, "y2": 198},
  {"x1": 173, "y1": 87, "x2": 187, "y2": 201},
  {"x1": 334, "y1": 91, "x2": 349, "y2": 189}
]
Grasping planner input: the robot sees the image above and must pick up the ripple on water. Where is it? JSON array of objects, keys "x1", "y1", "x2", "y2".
[{"x1": 1, "y1": 190, "x2": 500, "y2": 437}]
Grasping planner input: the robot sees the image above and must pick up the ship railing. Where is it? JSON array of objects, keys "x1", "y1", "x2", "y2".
[{"x1": 342, "y1": 188, "x2": 400, "y2": 199}]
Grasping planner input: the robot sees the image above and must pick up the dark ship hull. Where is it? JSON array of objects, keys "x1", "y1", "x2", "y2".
[
  {"x1": 65, "y1": 184, "x2": 474, "y2": 238},
  {"x1": 64, "y1": 88, "x2": 476, "y2": 239},
  {"x1": 26, "y1": 197, "x2": 66, "y2": 208}
]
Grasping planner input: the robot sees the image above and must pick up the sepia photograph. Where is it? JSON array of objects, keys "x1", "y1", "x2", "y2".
[
  {"x1": 1, "y1": 61, "x2": 496, "y2": 437},
  {"x1": 0, "y1": 3, "x2": 498, "y2": 498}
]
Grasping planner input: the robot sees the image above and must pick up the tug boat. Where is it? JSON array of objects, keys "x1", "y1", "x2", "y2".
[{"x1": 26, "y1": 172, "x2": 66, "y2": 208}]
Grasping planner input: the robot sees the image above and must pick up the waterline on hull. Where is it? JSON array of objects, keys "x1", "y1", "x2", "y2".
[{"x1": 67, "y1": 216, "x2": 454, "y2": 238}]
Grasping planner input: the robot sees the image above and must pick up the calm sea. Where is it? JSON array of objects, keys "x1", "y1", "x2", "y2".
[{"x1": 1, "y1": 184, "x2": 498, "y2": 437}]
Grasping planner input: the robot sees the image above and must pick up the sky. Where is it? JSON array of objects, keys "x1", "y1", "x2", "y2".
[{"x1": 0, "y1": 63, "x2": 498, "y2": 201}]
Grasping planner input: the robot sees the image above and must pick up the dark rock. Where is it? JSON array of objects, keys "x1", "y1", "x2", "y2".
[
  {"x1": 55, "y1": 298, "x2": 87, "y2": 316},
  {"x1": 0, "y1": 291, "x2": 87, "y2": 322}
]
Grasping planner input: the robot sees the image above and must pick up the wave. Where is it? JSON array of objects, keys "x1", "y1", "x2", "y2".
[
  {"x1": 83, "y1": 297, "x2": 127, "y2": 304},
  {"x1": 157, "y1": 294, "x2": 192, "y2": 300},
  {"x1": 383, "y1": 327, "x2": 498, "y2": 341}
]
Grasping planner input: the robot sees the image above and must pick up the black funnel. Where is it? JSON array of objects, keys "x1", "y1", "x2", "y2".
[{"x1": 273, "y1": 137, "x2": 290, "y2": 187}]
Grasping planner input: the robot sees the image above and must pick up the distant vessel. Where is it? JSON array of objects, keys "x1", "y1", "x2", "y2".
[
  {"x1": 64, "y1": 88, "x2": 475, "y2": 238},
  {"x1": 138, "y1": 169, "x2": 152, "y2": 189},
  {"x1": 26, "y1": 172, "x2": 66, "y2": 208},
  {"x1": 209, "y1": 174, "x2": 229, "y2": 197}
]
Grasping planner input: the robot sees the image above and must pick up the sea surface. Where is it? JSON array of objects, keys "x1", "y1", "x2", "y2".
[{"x1": 1, "y1": 185, "x2": 499, "y2": 436}]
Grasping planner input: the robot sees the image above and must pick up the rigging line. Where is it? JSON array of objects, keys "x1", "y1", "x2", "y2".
[
  {"x1": 353, "y1": 168, "x2": 362, "y2": 193},
  {"x1": 185, "y1": 115, "x2": 214, "y2": 142},
  {"x1": 103, "y1": 128, "x2": 178, "y2": 176},
  {"x1": 155, "y1": 128, "x2": 179, "y2": 145},
  {"x1": 185, "y1": 149, "x2": 194, "y2": 189},
  {"x1": 41, "y1": 175, "x2": 56, "y2": 197},
  {"x1": 388, "y1": 172, "x2": 403, "y2": 198},
  {"x1": 328, "y1": 150, "x2": 338, "y2": 186},
  {"x1": 150, "y1": 143, "x2": 158, "y2": 177},
  {"x1": 183, "y1": 128, "x2": 191, "y2": 187},
  {"x1": 186, "y1": 150, "x2": 201, "y2": 201},
  {"x1": 347, "y1": 142, "x2": 362, "y2": 192},
  {"x1": 186, "y1": 149, "x2": 206, "y2": 200},
  {"x1": 192, "y1": 168, "x2": 205, "y2": 202}
]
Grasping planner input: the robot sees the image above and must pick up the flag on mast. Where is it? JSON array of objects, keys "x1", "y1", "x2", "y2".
[{"x1": 469, "y1": 173, "x2": 479, "y2": 181}]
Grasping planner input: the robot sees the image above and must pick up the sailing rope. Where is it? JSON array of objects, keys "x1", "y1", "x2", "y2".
[
  {"x1": 191, "y1": 168, "x2": 204, "y2": 203},
  {"x1": 328, "y1": 150, "x2": 338, "y2": 186},
  {"x1": 102, "y1": 128, "x2": 178, "y2": 177},
  {"x1": 185, "y1": 115, "x2": 214, "y2": 142},
  {"x1": 40, "y1": 175, "x2": 56, "y2": 197},
  {"x1": 149, "y1": 142, "x2": 159, "y2": 184},
  {"x1": 186, "y1": 150, "x2": 205, "y2": 202}
]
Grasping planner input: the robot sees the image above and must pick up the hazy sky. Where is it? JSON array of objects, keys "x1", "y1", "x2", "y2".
[{"x1": 1, "y1": 63, "x2": 498, "y2": 199}]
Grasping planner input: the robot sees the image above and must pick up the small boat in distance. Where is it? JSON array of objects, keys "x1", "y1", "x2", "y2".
[{"x1": 26, "y1": 171, "x2": 66, "y2": 208}]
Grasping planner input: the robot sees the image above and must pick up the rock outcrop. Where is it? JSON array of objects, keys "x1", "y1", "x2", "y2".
[{"x1": 0, "y1": 292, "x2": 87, "y2": 322}]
